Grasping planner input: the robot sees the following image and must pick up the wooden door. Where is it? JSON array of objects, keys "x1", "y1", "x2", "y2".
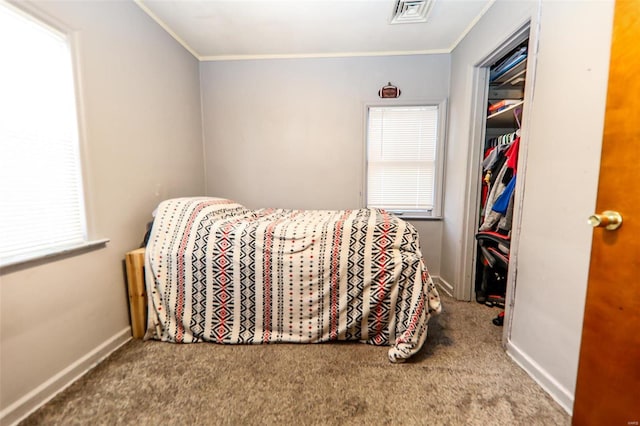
[{"x1": 572, "y1": 1, "x2": 640, "y2": 424}]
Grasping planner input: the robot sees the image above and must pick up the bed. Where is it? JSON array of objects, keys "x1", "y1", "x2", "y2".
[{"x1": 130, "y1": 197, "x2": 441, "y2": 363}]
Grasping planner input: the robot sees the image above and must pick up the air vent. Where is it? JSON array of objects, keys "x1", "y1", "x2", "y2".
[{"x1": 390, "y1": 0, "x2": 434, "y2": 24}]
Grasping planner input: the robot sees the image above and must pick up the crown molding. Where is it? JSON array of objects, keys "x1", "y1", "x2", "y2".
[
  {"x1": 199, "y1": 49, "x2": 451, "y2": 62},
  {"x1": 448, "y1": 0, "x2": 497, "y2": 52},
  {"x1": 134, "y1": 0, "x2": 201, "y2": 60}
]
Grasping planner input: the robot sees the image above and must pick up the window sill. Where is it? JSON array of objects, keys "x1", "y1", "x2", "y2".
[
  {"x1": 386, "y1": 211, "x2": 443, "y2": 221},
  {"x1": 0, "y1": 238, "x2": 110, "y2": 270},
  {"x1": 401, "y1": 215, "x2": 444, "y2": 221}
]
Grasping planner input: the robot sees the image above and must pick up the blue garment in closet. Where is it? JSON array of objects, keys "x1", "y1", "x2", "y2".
[{"x1": 492, "y1": 175, "x2": 517, "y2": 215}]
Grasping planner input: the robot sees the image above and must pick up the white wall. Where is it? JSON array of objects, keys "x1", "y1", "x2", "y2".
[
  {"x1": 0, "y1": 1, "x2": 204, "y2": 424},
  {"x1": 445, "y1": 0, "x2": 614, "y2": 413},
  {"x1": 200, "y1": 54, "x2": 450, "y2": 275},
  {"x1": 508, "y1": 0, "x2": 614, "y2": 412}
]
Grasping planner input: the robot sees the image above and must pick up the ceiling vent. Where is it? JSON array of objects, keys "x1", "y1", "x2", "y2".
[{"x1": 390, "y1": 0, "x2": 434, "y2": 24}]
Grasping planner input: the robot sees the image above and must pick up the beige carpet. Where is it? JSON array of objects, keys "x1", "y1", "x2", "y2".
[{"x1": 20, "y1": 295, "x2": 570, "y2": 425}]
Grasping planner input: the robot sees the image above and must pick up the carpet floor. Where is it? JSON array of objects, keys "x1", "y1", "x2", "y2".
[{"x1": 20, "y1": 294, "x2": 570, "y2": 425}]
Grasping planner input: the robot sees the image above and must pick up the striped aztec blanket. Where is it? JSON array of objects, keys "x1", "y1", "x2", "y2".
[{"x1": 145, "y1": 197, "x2": 441, "y2": 362}]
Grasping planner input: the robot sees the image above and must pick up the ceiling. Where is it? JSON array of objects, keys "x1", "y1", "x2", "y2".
[{"x1": 135, "y1": 0, "x2": 495, "y2": 61}]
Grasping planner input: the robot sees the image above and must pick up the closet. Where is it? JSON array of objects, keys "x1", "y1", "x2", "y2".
[{"x1": 474, "y1": 40, "x2": 528, "y2": 325}]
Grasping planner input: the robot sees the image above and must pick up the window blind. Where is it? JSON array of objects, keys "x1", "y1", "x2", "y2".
[
  {"x1": 367, "y1": 105, "x2": 439, "y2": 213},
  {"x1": 0, "y1": 3, "x2": 86, "y2": 264}
]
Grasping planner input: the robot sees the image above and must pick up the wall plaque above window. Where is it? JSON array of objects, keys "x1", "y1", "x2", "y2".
[{"x1": 378, "y1": 82, "x2": 401, "y2": 98}]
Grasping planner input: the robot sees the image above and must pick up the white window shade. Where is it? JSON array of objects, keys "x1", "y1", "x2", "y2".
[
  {"x1": 0, "y1": 3, "x2": 87, "y2": 264},
  {"x1": 366, "y1": 105, "x2": 441, "y2": 215}
]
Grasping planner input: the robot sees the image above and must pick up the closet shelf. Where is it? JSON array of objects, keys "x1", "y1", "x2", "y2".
[
  {"x1": 490, "y1": 58, "x2": 527, "y2": 89},
  {"x1": 486, "y1": 101, "x2": 524, "y2": 128}
]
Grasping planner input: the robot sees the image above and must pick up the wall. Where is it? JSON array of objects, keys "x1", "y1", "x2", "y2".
[
  {"x1": 508, "y1": 0, "x2": 614, "y2": 412},
  {"x1": 0, "y1": 1, "x2": 204, "y2": 424},
  {"x1": 445, "y1": 0, "x2": 614, "y2": 413},
  {"x1": 200, "y1": 54, "x2": 450, "y2": 276}
]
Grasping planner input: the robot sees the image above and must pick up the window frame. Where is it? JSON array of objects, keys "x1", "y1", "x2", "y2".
[
  {"x1": 0, "y1": 2, "x2": 106, "y2": 269},
  {"x1": 363, "y1": 99, "x2": 447, "y2": 220}
]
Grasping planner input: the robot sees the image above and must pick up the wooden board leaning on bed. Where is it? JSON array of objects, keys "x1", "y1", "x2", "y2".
[{"x1": 125, "y1": 247, "x2": 146, "y2": 339}]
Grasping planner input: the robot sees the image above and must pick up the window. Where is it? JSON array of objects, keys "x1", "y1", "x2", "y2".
[
  {"x1": 0, "y1": 3, "x2": 89, "y2": 267},
  {"x1": 366, "y1": 103, "x2": 446, "y2": 218}
]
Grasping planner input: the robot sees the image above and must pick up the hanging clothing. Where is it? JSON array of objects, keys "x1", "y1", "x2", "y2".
[
  {"x1": 479, "y1": 137, "x2": 520, "y2": 233},
  {"x1": 497, "y1": 189, "x2": 516, "y2": 235},
  {"x1": 492, "y1": 175, "x2": 516, "y2": 215},
  {"x1": 480, "y1": 141, "x2": 512, "y2": 213}
]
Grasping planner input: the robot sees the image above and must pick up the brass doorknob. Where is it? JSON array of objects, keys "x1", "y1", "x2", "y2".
[{"x1": 588, "y1": 210, "x2": 623, "y2": 230}]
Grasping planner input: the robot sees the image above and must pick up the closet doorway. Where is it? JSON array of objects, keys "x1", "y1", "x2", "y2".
[{"x1": 459, "y1": 22, "x2": 538, "y2": 341}]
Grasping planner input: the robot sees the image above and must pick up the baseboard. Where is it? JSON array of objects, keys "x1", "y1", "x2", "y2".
[
  {"x1": 0, "y1": 328, "x2": 131, "y2": 426},
  {"x1": 506, "y1": 340, "x2": 574, "y2": 415},
  {"x1": 433, "y1": 275, "x2": 454, "y2": 297}
]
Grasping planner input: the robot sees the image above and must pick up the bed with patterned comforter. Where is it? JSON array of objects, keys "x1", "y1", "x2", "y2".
[{"x1": 144, "y1": 197, "x2": 441, "y2": 362}]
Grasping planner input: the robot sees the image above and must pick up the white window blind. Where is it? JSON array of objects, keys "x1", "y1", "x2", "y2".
[
  {"x1": 366, "y1": 105, "x2": 440, "y2": 216},
  {"x1": 0, "y1": 3, "x2": 87, "y2": 265}
]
